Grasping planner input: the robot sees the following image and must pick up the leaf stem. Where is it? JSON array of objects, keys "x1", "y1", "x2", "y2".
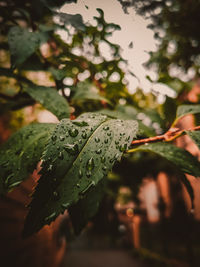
[{"x1": 131, "y1": 125, "x2": 200, "y2": 146}]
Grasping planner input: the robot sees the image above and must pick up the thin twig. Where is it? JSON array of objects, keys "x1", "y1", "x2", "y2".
[{"x1": 131, "y1": 126, "x2": 200, "y2": 146}]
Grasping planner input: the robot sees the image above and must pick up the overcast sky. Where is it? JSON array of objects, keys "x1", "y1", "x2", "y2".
[{"x1": 61, "y1": 0, "x2": 175, "y2": 100}]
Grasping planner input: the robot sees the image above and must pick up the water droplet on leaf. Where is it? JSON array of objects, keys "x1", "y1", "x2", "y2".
[
  {"x1": 64, "y1": 143, "x2": 79, "y2": 155},
  {"x1": 119, "y1": 143, "x2": 127, "y2": 152},
  {"x1": 69, "y1": 128, "x2": 78, "y2": 137},
  {"x1": 95, "y1": 137, "x2": 100, "y2": 143},
  {"x1": 79, "y1": 169, "x2": 83, "y2": 178},
  {"x1": 87, "y1": 157, "x2": 94, "y2": 171},
  {"x1": 86, "y1": 171, "x2": 91, "y2": 178},
  {"x1": 103, "y1": 126, "x2": 109, "y2": 131},
  {"x1": 81, "y1": 132, "x2": 87, "y2": 139},
  {"x1": 59, "y1": 136, "x2": 65, "y2": 141},
  {"x1": 101, "y1": 157, "x2": 106, "y2": 163},
  {"x1": 96, "y1": 149, "x2": 102, "y2": 154},
  {"x1": 51, "y1": 135, "x2": 57, "y2": 141},
  {"x1": 58, "y1": 151, "x2": 64, "y2": 159}
]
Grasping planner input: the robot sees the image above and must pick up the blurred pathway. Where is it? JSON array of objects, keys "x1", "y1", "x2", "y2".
[{"x1": 62, "y1": 249, "x2": 145, "y2": 267}]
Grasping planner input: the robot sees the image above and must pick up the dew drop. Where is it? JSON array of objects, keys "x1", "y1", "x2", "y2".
[
  {"x1": 86, "y1": 171, "x2": 91, "y2": 178},
  {"x1": 96, "y1": 149, "x2": 102, "y2": 154},
  {"x1": 119, "y1": 143, "x2": 127, "y2": 152},
  {"x1": 103, "y1": 126, "x2": 109, "y2": 131},
  {"x1": 79, "y1": 169, "x2": 83, "y2": 178},
  {"x1": 58, "y1": 151, "x2": 64, "y2": 160},
  {"x1": 51, "y1": 135, "x2": 57, "y2": 141},
  {"x1": 59, "y1": 135, "x2": 65, "y2": 141},
  {"x1": 102, "y1": 166, "x2": 107, "y2": 171},
  {"x1": 101, "y1": 157, "x2": 106, "y2": 163},
  {"x1": 87, "y1": 157, "x2": 94, "y2": 171},
  {"x1": 64, "y1": 143, "x2": 79, "y2": 155},
  {"x1": 69, "y1": 128, "x2": 79, "y2": 137},
  {"x1": 81, "y1": 132, "x2": 87, "y2": 139},
  {"x1": 109, "y1": 158, "x2": 115, "y2": 163}
]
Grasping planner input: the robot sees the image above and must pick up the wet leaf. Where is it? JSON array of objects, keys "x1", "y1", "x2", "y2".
[
  {"x1": 0, "y1": 123, "x2": 56, "y2": 194},
  {"x1": 23, "y1": 112, "x2": 138, "y2": 236}
]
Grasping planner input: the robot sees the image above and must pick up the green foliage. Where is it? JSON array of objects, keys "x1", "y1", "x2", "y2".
[
  {"x1": 8, "y1": 26, "x2": 47, "y2": 67},
  {"x1": 186, "y1": 131, "x2": 200, "y2": 150},
  {"x1": 69, "y1": 178, "x2": 106, "y2": 235},
  {"x1": 71, "y1": 81, "x2": 110, "y2": 104},
  {"x1": 23, "y1": 84, "x2": 70, "y2": 120},
  {"x1": 1, "y1": 0, "x2": 200, "y2": 240},
  {"x1": 129, "y1": 142, "x2": 200, "y2": 177},
  {"x1": 0, "y1": 123, "x2": 55, "y2": 194},
  {"x1": 23, "y1": 112, "x2": 138, "y2": 236},
  {"x1": 176, "y1": 104, "x2": 200, "y2": 121}
]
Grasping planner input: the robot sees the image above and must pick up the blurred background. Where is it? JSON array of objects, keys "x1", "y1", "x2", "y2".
[{"x1": 1, "y1": 0, "x2": 200, "y2": 266}]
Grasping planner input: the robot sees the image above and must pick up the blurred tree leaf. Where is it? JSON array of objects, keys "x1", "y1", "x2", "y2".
[
  {"x1": 23, "y1": 84, "x2": 70, "y2": 119},
  {"x1": 0, "y1": 123, "x2": 55, "y2": 194},
  {"x1": 128, "y1": 142, "x2": 200, "y2": 177},
  {"x1": 186, "y1": 131, "x2": 200, "y2": 149},
  {"x1": 8, "y1": 26, "x2": 48, "y2": 67}
]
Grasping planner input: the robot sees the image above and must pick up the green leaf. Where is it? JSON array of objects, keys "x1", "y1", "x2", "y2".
[
  {"x1": 97, "y1": 106, "x2": 156, "y2": 136},
  {"x1": 176, "y1": 104, "x2": 200, "y2": 121},
  {"x1": 128, "y1": 143, "x2": 200, "y2": 177},
  {"x1": 8, "y1": 26, "x2": 47, "y2": 67},
  {"x1": 0, "y1": 123, "x2": 56, "y2": 194},
  {"x1": 69, "y1": 178, "x2": 106, "y2": 235},
  {"x1": 186, "y1": 130, "x2": 200, "y2": 149},
  {"x1": 72, "y1": 82, "x2": 111, "y2": 104},
  {"x1": 23, "y1": 112, "x2": 138, "y2": 236},
  {"x1": 55, "y1": 12, "x2": 85, "y2": 31},
  {"x1": 23, "y1": 84, "x2": 70, "y2": 120}
]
